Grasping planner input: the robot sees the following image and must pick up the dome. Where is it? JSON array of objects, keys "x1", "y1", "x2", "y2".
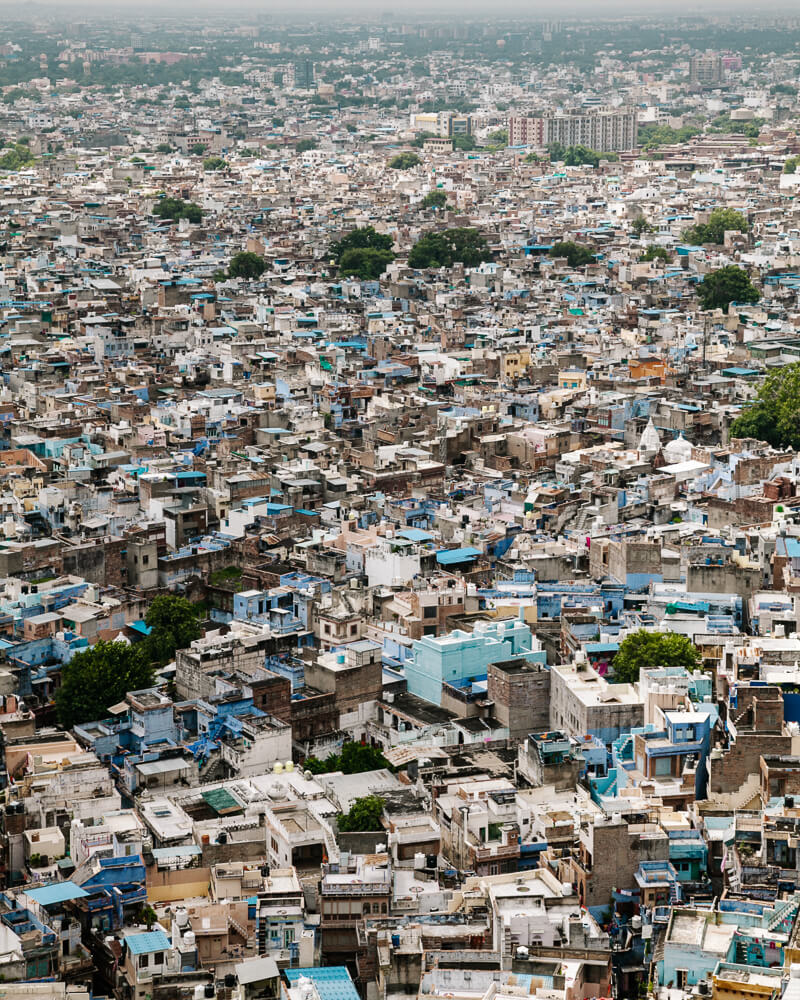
[
  {"x1": 663, "y1": 433, "x2": 692, "y2": 464},
  {"x1": 638, "y1": 417, "x2": 661, "y2": 457}
]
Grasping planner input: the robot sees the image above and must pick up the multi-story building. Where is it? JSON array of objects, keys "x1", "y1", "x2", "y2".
[
  {"x1": 508, "y1": 108, "x2": 637, "y2": 151},
  {"x1": 691, "y1": 52, "x2": 723, "y2": 86},
  {"x1": 319, "y1": 854, "x2": 391, "y2": 963}
]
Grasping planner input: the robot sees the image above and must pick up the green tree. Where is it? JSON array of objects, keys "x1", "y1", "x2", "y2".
[
  {"x1": 56, "y1": 641, "x2": 156, "y2": 730},
  {"x1": 697, "y1": 265, "x2": 759, "y2": 311},
  {"x1": 408, "y1": 227, "x2": 492, "y2": 268},
  {"x1": 562, "y1": 145, "x2": 604, "y2": 167},
  {"x1": 2, "y1": 88, "x2": 27, "y2": 105},
  {"x1": 638, "y1": 122, "x2": 700, "y2": 151},
  {"x1": 683, "y1": 208, "x2": 748, "y2": 245},
  {"x1": 785, "y1": 156, "x2": 800, "y2": 174},
  {"x1": 228, "y1": 251, "x2": 267, "y2": 280},
  {"x1": 145, "y1": 594, "x2": 201, "y2": 666},
  {"x1": 304, "y1": 742, "x2": 391, "y2": 775},
  {"x1": 339, "y1": 742, "x2": 391, "y2": 773},
  {"x1": 189, "y1": 143, "x2": 207, "y2": 155},
  {"x1": 337, "y1": 795, "x2": 385, "y2": 833},
  {"x1": 524, "y1": 152, "x2": 540, "y2": 164},
  {"x1": 485, "y1": 128, "x2": 508, "y2": 148},
  {"x1": 639, "y1": 245, "x2": 670, "y2": 263},
  {"x1": 329, "y1": 226, "x2": 393, "y2": 264},
  {"x1": 389, "y1": 152, "x2": 421, "y2": 169},
  {"x1": 296, "y1": 138, "x2": 318, "y2": 152},
  {"x1": 410, "y1": 130, "x2": 437, "y2": 148},
  {"x1": 338, "y1": 247, "x2": 394, "y2": 280},
  {"x1": 549, "y1": 241, "x2": 595, "y2": 268},
  {"x1": 631, "y1": 216, "x2": 654, "y2": 237},
  {"x1": 202, "y1": 155, "x2": 226, "y2": 171},
  {"x1": 612, "y1": 631, "x2": 700, "y2": 685},
  {"x1": 156, "y1": 142, "x2": 173, "y2": 153},
  {"x1": 0, "y1": 144, "x2": 34, "y2": 171},
  {"x1": 452, "y1": 134, "x2": 477, "y2": 151},
  {"x1": 153, "y1": 196, "x2": 202, "y2": 224},
  {"x1": 421, "y1": 190, "x2": 448, "y2": 210},
  {"x1": 729, "y1": 362, "x2": 800, "y2": 449}
]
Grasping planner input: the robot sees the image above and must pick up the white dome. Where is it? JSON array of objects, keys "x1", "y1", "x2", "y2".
[
  {"x1": 638, "y1": 417, "x2": 661, "y2": 456},
  {"x1": 663, "y1": 433, "x2": 692, "y2": 464}
]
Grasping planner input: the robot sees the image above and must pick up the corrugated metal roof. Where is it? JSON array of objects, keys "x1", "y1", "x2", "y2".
[
  {"x1": 436, "y1": 546, "x2": 481, "y2": 565},
  {"x1": 26, "y1": 881, "x2": 88, "y2": 906},
  {"x1": 124, "y1": 930, "x2": 171, "y2": 955}
]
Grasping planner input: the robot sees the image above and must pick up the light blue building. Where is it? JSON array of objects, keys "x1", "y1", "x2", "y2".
[{"x1": 407, "y1": 617, "x2": 535, "y2": 706}]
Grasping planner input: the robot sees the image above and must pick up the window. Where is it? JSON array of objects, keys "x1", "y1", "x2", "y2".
[
  {"x1": 142, "y1": 555, "x2": 149, "y2": 566},
  {"x1": 139, "y1": 955, "x2": 149, "y2": 969},
  {"x1": 423, "y1": 606, "x2": 437, "y2": 619},
  {"x1": 153, "y1": 953, "x2": 163, "y2": 965}
]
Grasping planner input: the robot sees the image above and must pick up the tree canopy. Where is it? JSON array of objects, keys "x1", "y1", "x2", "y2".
[
  {"x1": 729, "y1": 362, "x2": 800, "y2": 449},
  {"x1": 144, "y1": 594, "x2": 202, "y2": 667},
  {"x1": 330, "y1": 226, "x2": 393, "y2": 265},
  {"x1": 548, "y1": 241, "x2": 595, "y2": 268},
  {"x1": 296, "y1": 139, "x2": 318, "y2": 152},
  {"x1": 56, "y1": 641, "x2": 156, "y2": 730},
  {"x1": 638, "y1": 122, "x2": 701, "y2": 151},
  {"x1": 546, "y1": 142, "x2": 617, "y2": 166},
  {"x1": 153, "y1": 196, "x2": 202, "y2": 224},
  {"x1": 389, "y1": 152, "x2": 421, "y2": 169},
  {"x1": 408, "y1": 227, "x2": 492, "y2": 269},
  {"x1": 338, "y1": 247, "x2": 393, "y2": 281},
  {"x1": 227, "y1": 251, "x2": 267, "y2": 280},
  {"x1": 305, "y1": 742, "x2": 391, "y2": 775},
  {"x1": 683, "y1": 208, "x2": 748, "y2": 245},
  {"x1": 696, "y1": 265, "x2": 759, "y2": 312},
  {"x1": 631, "y1": 216, "x2": 654, "y2": 237},
  {"x1": 0, "y1": 143, "x2": 34, "y2": 171},
  {"x1": 337, "y1": 794, "x2": 385, "y2": 832},
  {"x1": 612, "y1": 630, "x2": 701, "y2": 685},
  {"x1": 639, "y1": 245, "x2": 670, "y2": 263},
  {"x1": 421, "y1": 190, "x2": 448, "y2": 210},
  {"x1": 202, "y1": 156, "x2": 226, "y2": 171}
]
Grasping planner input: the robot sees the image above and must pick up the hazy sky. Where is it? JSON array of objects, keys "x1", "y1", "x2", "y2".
[{"x1": 3, "y1": 0, "x2": 798, "y2": 11}]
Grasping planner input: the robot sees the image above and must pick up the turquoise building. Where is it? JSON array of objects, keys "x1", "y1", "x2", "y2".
[{"x1": 406, "y1": 617, "x2": 537, "y2": 706}]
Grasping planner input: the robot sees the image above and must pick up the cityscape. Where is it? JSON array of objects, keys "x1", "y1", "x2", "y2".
[{"x1": 1, "y1": 5, "x2": 800, "y2": 1000}]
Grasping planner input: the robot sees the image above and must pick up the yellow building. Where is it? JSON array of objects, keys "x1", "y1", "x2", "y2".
[
  {"x1": 558, "y1": 368, "x2": 588, "y2": 390},
  {"x1": 503, "y1": 349, "x2": 531, "y2": 380},
  {"x1": 712, "y1": 962, "x2": 782, "y2": 1000}
]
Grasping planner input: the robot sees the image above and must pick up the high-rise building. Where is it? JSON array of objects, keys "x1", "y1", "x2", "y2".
[
  {"x1": 690, "y1": 53, "x2": 723, "y2": 86},
  {"x1": 508, "y1": 108, "x2": 637, "y2": 152},
  {"x1": 293, "y1": 59, "x2": 315, "y2": 90}
]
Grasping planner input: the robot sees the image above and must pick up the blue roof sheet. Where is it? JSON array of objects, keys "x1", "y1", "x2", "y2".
[
  {"x1": 285, "y1": 968, "x2": 360, "y2": 1000},
  {"x1": 124, "y1": 930, "x2": 171, "y2": 955},
  {"x1": 26, "y1": 881, "x2": 88, "y2": 906},
  {"x1": 436, "y1": 546, "x2": 481, "y2": 565},
  {"x1": 397, "y1": 528, "x2": 433, "y2": 542}
]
